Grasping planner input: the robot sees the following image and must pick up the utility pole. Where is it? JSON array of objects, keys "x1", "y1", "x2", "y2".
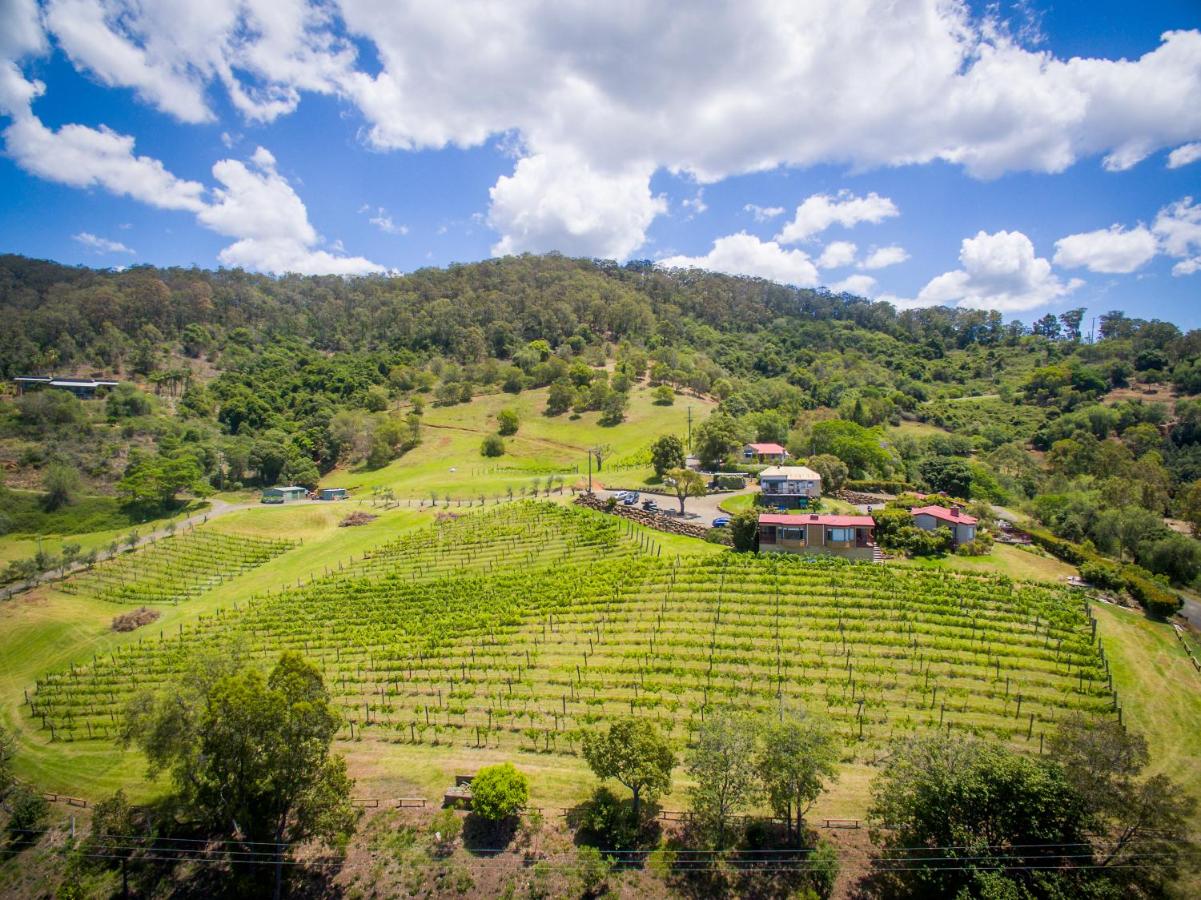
[
  {"x1": 587, "y1": 451, "x2": 592, "y2": 493},
  {"x1": 687, "y1": 406, "x2": 693, "y2": 451}
]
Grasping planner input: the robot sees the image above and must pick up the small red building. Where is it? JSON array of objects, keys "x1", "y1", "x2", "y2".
[{"x1": 910, "y1": 505, "x2": 978, "y2": 547}]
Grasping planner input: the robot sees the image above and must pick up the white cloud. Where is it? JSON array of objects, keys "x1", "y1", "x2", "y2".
[
  {"x1": 658, "y1": 232, "x2": 819, "y2": 286},
  {"x1": 488, "y1": 151, "x2": 665, "y2": 259},
  {"x1": 681, "y1": 188, "x2": 707, "y2": 218},
  {"x1": 73, "y1": 231, "x2": 134, "y2": 254},
  {"x1": 197, "y1": 147, "x2": 384, "y2": 275},
  {"x1": 916, "y1": 229, "x2": 1082, "y2": 312},
  {"x1": 776, "y1": 191, "x2": 899, "y2": 243},
  {"x1": 1168, "y1": 142, "x2": 1201, "y2": 169},
  {"x1": 860, "y1": 245, "x2": 910, "y2": 270},
  {"x1": 1154, "y1": 196, "x2": 1201, "y2": 276},
  {"x1": 828, "y1": 274, "x2": 877, "y2": 296},
  {"x1": 367, "y1": 207, "x2": 409, "y2": 235},
  {"x1": 817, "y1": 241, "x2": 857, "y2": 269},
  {"x1": 1053, "y1": 224, "x2": 1158, "y2": 274},
  {"x1": 744, "y1": 203, "x2": 785, "y2": 222},
  {"x1": 3, "y1": 115, "x2": 207, "y2": 211}
]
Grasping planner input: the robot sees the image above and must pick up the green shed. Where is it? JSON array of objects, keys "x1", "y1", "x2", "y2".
[{"x1": 262, "y1": 485, "x2": 308, "y2": 504}]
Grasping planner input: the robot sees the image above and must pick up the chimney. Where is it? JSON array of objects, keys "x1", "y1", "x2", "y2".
[
  {"x1": 950, "y1": 506, "x2": 960, "y2": 517},
  {"x1": 809, "y1": 514, "x2": 818, "y2": 521}
]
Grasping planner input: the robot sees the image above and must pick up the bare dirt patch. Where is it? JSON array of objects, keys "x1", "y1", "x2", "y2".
[{"x1": 339, "y1": 512, "x2": 379, "y2": 527}]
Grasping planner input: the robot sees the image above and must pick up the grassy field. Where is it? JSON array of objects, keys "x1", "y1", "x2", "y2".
[
  {"x1": 323, "y1": 385, "x2": 714, "y2": 499},
  {"x1": 897, "y1": 543, "x2": 1078, "y2": 582}
]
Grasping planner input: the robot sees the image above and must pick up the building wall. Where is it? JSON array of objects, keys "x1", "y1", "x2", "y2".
[{"x1": 912, "y1": 514, "x2": 975, "y2": 544}]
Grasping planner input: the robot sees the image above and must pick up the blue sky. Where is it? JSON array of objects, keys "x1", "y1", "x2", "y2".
[{"x1": 0, "y1": 0, "x2": 1199, "y2": 326}]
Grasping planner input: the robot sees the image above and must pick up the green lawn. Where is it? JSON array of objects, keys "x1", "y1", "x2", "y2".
[
  {"x1": 323, "y1": 385, "x2": 714, "y2": 499},
  {"x1": 894, "y1": 542, "x2": 1077, "y2": 582}
]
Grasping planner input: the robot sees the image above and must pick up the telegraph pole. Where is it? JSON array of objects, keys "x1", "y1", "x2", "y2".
[
  {"x1": 687, "y1": 406, "x2": 693, "y2": 451},
  {"x1": 587, "y1": 451, "x2": 592, "y2": 493}
]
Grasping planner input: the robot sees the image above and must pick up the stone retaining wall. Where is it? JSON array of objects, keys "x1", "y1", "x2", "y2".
[{"x1": 574, "y1": 493, "x2": 712, "y2": 539}]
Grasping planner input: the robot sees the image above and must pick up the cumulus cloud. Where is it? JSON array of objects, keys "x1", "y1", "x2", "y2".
[
  {"x1": 828, "y1": 274, "x2": 877, "y2": 296},
  {"x1": 367, "y1": 207, "x2": 409, "y2": 235},
  {"x1": 73, "y1": 231, "x2": 134, "y2": 254},
  {"x1": 197, "y1": 147, "x2": 383, "y2": 275},
  {"x1": 1154, "y1": 196, "x2": 1201, "y2": 276},
  {"x1": 658, "y1": 232, "x2": 819, "y2": 286},
  {"x1": 776, "y1": 191, "x2": 899, "y2": 243},
  {"x1": 1053, "y1": 224, "x2": 1158, "y2": 274},
  {"x1": 3, "y1": 115, "x2": 208, "y2": 211},
  {"x1": 1167, "y1": 142, "x2": 1201, "y2": 169},
  {"x1": 6, "y1": 3, "x2": 1201, "y2": 260},
  {"x1": 744, "y1": 203, "x2": 785, "y2": 222},
  {"x1": 488, "y1": 151, "x2": 665, "y2": 259},
  {"x1": 817, "y1": 241, "x2": 857, "y2": 269},
  {"x1": 916, "y1": 229, "x2": 1082, "y2": 312},
  {"x1": 681, "y1": 188, "x2": 707, "y2": 218},
  {"x1": 859, "y1": 245, "x2": 910, "y2": 270}
]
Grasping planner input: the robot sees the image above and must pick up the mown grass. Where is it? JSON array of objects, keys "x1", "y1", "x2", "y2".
[{"x1": 325, "y1": 385, "x2": 713, "y2": 499}]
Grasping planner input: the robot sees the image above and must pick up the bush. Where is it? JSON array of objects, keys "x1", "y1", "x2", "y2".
[
  {"x1": 1079, "y1": 560, "x2": 1123, "y2": 590},
  {"x1": 807, "y1": 840, "x2": 840, "y2": 899},
  {"x1": 713, "y1": 474, "x2": 746, "y2": 490},
  {"x1": 846, "y1": 479, "x2": 914, "y2": 494},
  {"x1": 497, "y1": 409, "x2": 519, "y2": 436},
  {"x1": 469, "y1": 763, "x2": 529, "y2": 821},
  {"x1": 577, "y1": 786, "x2": 640, "y2": 850},
  {"x1": 955, "y1": 531, "x2": 994, "y2": 556},
  {"x1": 730, "y1": 509, "x2": 759, "y2": 552},
  {"x1": 480, "y1": 434, "x2": 505, "y2": 457},
  {"x1": 575, "y1": 844, "x2": 613, "y2": 896},
  {"x1": 6, "y1": 783, "x2": 49, "y2": 837},
  {"x1": 428, "y1": 808, "x2": 462, "y2": 854}
]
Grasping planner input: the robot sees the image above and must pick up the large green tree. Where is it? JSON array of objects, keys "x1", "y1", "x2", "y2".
[
  {"x1": 756, "y1": 713, "x2": 840, "y2": 845},
  {"x1": 123, "y1": 650, "x2": 356, "y2": 872},
  {"x1": 650, "y1": 434, "x2": 686, "y2": 478},
  {"x1": 687, "y1": 708, "x2": 760, "y2": 849},
  {"x1": 582, "y1": 718, "x2": 675, "y2": 824}
]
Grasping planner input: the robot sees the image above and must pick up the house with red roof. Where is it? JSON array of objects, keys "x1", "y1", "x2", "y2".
[
  {"x1": 758, "y1": 512, "x2": 876, "y2": 561},
  {"x1": 910, "y1": 505, "x2": 978, "y2": 547},
  {"x1": 743, "y1": 442, "x2": 790, "y2": 464}
]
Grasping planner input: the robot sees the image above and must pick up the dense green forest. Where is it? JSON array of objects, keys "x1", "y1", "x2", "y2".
[{"x1": 3, "y1": 252, "x2": 1201, "y2": 596}]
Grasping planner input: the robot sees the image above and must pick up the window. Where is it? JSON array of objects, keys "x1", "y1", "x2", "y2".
[
  {"x1": 827, "y1": 527, "x2": 853, "y2": 542},
  {"x1": 780, "y1": 527, "x2": 804, "y2": 542}
]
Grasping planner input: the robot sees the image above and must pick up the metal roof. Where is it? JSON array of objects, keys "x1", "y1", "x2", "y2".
[
  {"x1": 759, "y1": 513, "x2": 874, "y2": 527},
  {"x1": 911, "y1": 505, "x2": 978, "y2": 525},
  {"x1": 759, "y1": 465, "x2": 821, "y2": 480}
]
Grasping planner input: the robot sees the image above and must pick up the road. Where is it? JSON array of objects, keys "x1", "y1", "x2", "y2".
[{"x1": 592, "y1": 485, "x2": 755, "y2": 526}]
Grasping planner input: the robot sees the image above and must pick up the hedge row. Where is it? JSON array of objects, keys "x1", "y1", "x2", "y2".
[
  {"x1": 846, "y1": 479, "x2": 916, "y2": 495},
  {"x1": 1023, "y1": 525, "x2": 1180, "y2": 618}
]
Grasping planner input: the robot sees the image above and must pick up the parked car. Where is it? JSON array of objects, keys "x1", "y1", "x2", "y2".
[
  {"x1": 642, "y1": 499, "x2": 659, "y2": 512},
  {"x1": 711, "y1": 516, "x2": 731, "y2": 527},
  {"x1": 620, "y1": 491, "x2": 640, "y2": 505}
]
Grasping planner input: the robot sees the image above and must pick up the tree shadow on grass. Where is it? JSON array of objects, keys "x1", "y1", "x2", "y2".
[{"x1": 462, "y1": 813, "x2": 518, "y2": 857}]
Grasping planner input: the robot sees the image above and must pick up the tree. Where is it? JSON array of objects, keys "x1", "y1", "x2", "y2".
[
  {"x1": 598, "y1": 390, "x2": 628, "y2": 426},
  {"x1": 652, "y1": 384, "x2": 674, "y2": 405},
  {"x1": 42, "y1": 463, "x2": 81, "y2": 511},
  {"x1": 497, "y1": 408, "x2": 519, "y2": 436},
  {"x1": 730, "y1": 508, "x2": 759, "y2": 552},
  {"x1": 918, "y1": 456, "x2": 973, "y2": 499},
  {"x1": 694, "y1": 414, "x2": 745, "y2": 470},
  {"x1": 664, "y1": 467, "x2": 707, "y2": 514},
  {"x1": 807, "y1": 454, "x2": 848, "y2": 493},
  {"x1": 481, "y1": 434, "x2": 505, "y2": 457},
  {"x1": 88, "y1": 790, "x2": 139, "y2": 896},
  {"x1": 868, "y1": 735, "x2": 1088, "y2": 899},
  {"x1": 469, "y1": 763, "x2": 529, "y2": 821},
  {"x1": 123, "y1": 651, "x2": 356, "y2": 875},
  {"x1": 546, "y1": 379, "x2": 574, "y2": 416},
  {"x1": 590, "y1": 444, "x2": 612, "y2": 472},
  {"x1": 582, "y1": 718, "x2": 675, "y2": 824},
  {"x1": 650, "y1": 435, "x2": 686, "y2": 478},
  {"x1": 1059, "y1": 307, "x2": 1086, "y2": 342},
  {"x1": 808, "y1": 420, "x2": 892, "y2": 478},
  {"x1": 687, "y1": 709, "x2": 760, "y2": 848},
  {"x1": 1049, "y1": 714, "x2": 1197, "y2": 896},
  {"x1": 757, "y1": 713, "x2": 840, "y2": 845},
  {"x1": 1177, "y1": 479, "x2": 1201, "y2": 536},
  {"x1": 281, "y1": 454, "x2": 320, "y2": 490}
]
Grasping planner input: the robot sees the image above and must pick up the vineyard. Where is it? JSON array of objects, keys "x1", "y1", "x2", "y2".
[
  {"x1": 30, "y1": 503, "x2": 1114, "y2": 754},
  {"x1": 61, "y1": 528, "x2": 297, "y2": 604}
]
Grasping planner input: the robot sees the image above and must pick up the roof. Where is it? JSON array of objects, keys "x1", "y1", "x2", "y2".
[
  {"x1": 759, "y1": 513, "x2": 874, "y2": 527},
  {"x1": 759, "y1": 465, "x2": 821, "y2": 481},
  {"x1": 266, "y1": 485, "x2": 308, "y2": 493},
  {"x1": 910, "y1": 505, "x2": 978, "y2": 525},
  {"x1": 746, "y1": 442, "x2": 788, "y2": 454}
]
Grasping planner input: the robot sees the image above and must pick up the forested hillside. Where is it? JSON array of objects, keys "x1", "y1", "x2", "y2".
[{"x1": 3, "y1": 252, "x2": 1201, "y2": 596}]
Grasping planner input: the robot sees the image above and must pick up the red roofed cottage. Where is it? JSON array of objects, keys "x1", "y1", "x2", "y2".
[{"x1": 758, "y1": 513, "x2": 877, "y2": 560}]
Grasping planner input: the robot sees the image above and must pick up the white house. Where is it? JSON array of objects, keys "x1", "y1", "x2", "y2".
[{"x1": 759, "y1": 465, "x2": 822, "y2": 509}]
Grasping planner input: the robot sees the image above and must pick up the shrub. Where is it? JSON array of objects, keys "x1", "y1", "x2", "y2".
[
  {"x1": 497, "y1": 409, "x2": 519, "y2": 436},
  {"x1": 575, "y1": 844, "x2": 612, "y2": 896},
  {"x1": 730, "y1": 509, "x2": 759, "y2": 552},
  {"x1": 714, "y1": 474, "x2": 746, "y2": 490},
  {"x1": 652, "y1": 385, "x2": 675, "y2": 405},
  {"x1": 469, "y1": 763, "x2": 529, "y2": 821},
  {"x1": 807, "y1": 840, "x2": 840, "y2": 899},
  {"x1": 846, "y1": 479, "x2": 914, "y2": 494},
  {"x1": 7, "y1": 783, "x2": 49, "y2": 837},
  {"x1": 577, "y1": 786, "x2": 640, "y2": 850},
  {"x1": 480, "y1": 434, "x2": 505, "y2": 457},
  {"x1": 955, "y1": 531, "x2": 994, "y2": 556},
  {"x1": 428, "y1": 808, "x2": 461, "y2": 854}
]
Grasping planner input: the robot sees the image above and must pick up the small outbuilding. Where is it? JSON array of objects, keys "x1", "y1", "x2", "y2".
[
  {"x1": 744, "y1": 442, "x2": 791, "y2": 464},
  {"x1": 262, "y1": 485, "x2": 308, "y2": 504},
  {"x1": 13, "y1": 375, "x2": 120, "y2": 398},
  {"x1": 910, "y1": 505, "x2": 978, "y2": 547},
  {"x1": 319, "y1": 487, "x2": 349, "y2": 501}
]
